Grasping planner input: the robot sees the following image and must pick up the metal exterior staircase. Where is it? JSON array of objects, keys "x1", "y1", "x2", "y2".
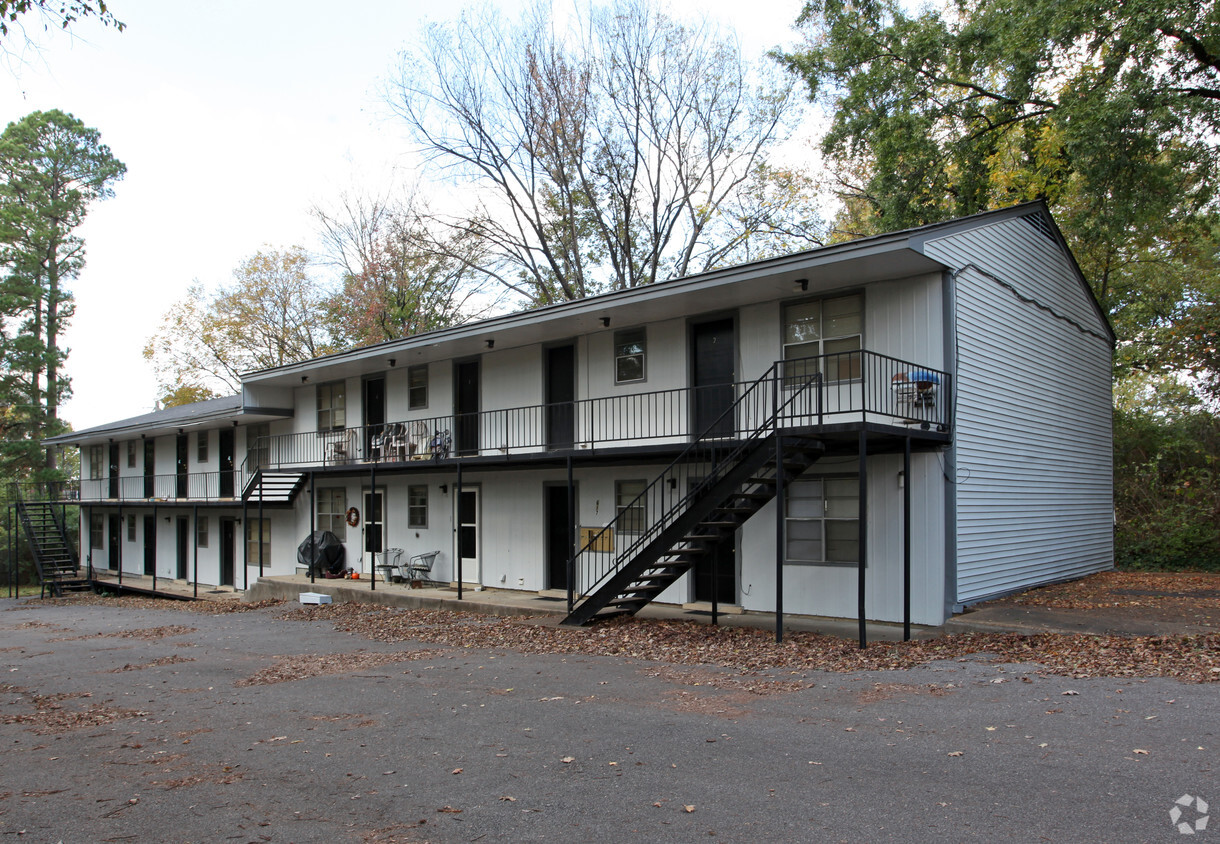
[
  {"x1": 16, "y1": 501, "x2": 87, "y2": 597},
  {"x1": 563, "y1": 435, "x2": 823, "y2": 625},
  {"x1": 561, "y1": 360, "x2": 826, "y2": 626},
  {"x1": 241, "y1": 470, "x2": 306, "y2": 505}
]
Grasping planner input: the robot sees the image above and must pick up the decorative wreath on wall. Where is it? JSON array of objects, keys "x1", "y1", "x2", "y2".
[{"x1": 345, "y1": 507, "x2": 361, "y2": 528}]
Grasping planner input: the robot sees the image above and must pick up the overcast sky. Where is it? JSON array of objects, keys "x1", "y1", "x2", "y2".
[{"x1": 1, "y1": 0, "x2": 807, "y2": 431}]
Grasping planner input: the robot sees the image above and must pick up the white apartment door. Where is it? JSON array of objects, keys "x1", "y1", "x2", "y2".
[{"x1": 455, "y1": 487, "x2": 480, "y2": 585}]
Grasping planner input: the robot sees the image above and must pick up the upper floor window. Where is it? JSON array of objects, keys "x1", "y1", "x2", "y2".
[
  {"x1": 247, "y1": 423, "x2": 270, "y2": 470},
  {"x1": 614, "y1": 328, "x2": 646, "y2": 384},
  {"x1": 785, "y1": 475, "x2": 860, "y2": 565},
  {"x1": 197, "y1": 431, "x2": 209, "y2": 463},
  {"x1": 783, "y1": 293, "x2": 863, "y2": 383},
  {"x1": 88, "y1": 446, "x2": 104, "y2": 479},
  {"x1": 127, "y1": 441, "x2": 136, "y2": 468},
  {"x1": 408, "y1": 365, "x2": 428, "y2": 410},
  {"x1": 317, "y1": 382, "x2": 346, "y2": 431}
]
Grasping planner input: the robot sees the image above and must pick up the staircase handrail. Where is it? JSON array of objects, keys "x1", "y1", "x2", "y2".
[{"x1": 568, "y1": 359, "x2": 824, "y2": 608}]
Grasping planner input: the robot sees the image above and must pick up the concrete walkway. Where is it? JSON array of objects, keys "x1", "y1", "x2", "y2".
[
  {"x1": 246, "y1": 574, "x2": 940, "y2": 642},
  {"x1": 83, "y1": 572, "x2": 1208, "y2": 640}
]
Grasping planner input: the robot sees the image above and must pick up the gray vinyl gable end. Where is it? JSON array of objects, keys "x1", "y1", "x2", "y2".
[{"x1": 916, "y1": 207, "x2": 1114, "y2": 607}]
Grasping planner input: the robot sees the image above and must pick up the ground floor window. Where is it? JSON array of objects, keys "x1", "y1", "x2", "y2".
[
  {"x1": 245, "y1": 519, "x2": 271, "y2": 564},
  {"x1": 127, "y1": 514, "x2": 136, "y2": 542},
  {"x1": 785, "y1": 475, "x2": 860, "y2": 565},
  {"x1": 615, "y1": 480, "x2": 647, "y2": 535},
  {"x1": 407, "y1": 485, "x2": 428, "y2": 529},
  {"x1": 317, "y1": 487, "x2": 347, "y2": 539},
  {"x1": 197, "y1": 516, "x2": 209, "y2": 548},
  {"x1": 90, "y1": 514, "x2": 104, "y2": 549}
]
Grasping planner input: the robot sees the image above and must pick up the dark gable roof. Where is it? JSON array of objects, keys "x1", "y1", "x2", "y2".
[{"x1": 46, "y1": 395, "x2": 243, "y2": 445}]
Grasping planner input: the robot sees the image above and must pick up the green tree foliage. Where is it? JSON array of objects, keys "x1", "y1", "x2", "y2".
[
  {"x1": 313, "y1": 192, "x2": 492, "y2": 348},
  {"x1": 0, "y1": 0, "x2": 123, "y2": 44},
  {"x1": 390, "y1": 0, "x2": 823, "y2": 307},
  {"x1": 143, "y1": 247, "x2": 334, "y2": 402},
  {"x1": 1113, "y1": 405, "x2": 1220, "y2": 571},
  {"x1": 781, "y1": 0, "x2": 1220, "y2": 367},
  {"x1": 0, "y1": 109, "x2": 124, "y2": 481}
]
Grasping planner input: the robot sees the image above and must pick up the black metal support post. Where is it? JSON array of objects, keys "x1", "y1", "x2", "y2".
[
  {"x1": 857, "y1": 430, "x2": 868, "y2": 649},
  {"x1": 258, "y1": 481, "x2": 265, "y2": 579},
  {"x1": 774, "y1": 432, "x2": 785, "y2": 643},
  {"x1": 7, "y1": 504, "x2": 13, "y2": 598},
  {"x1": 903, "y1": 436, "x2": 911, "y2": 641},
  {"x1": 455, "y1": 461, "x2": 463, "y2": 600},
  {"x1": 117, "y1": 502, "x2": 123, "y2": 586},
  {"x1": 309, "y1": 473, "x2": 316, "y2": 585},
  {"x1": 86, "y1": 505, "x2": 93, "y2": 585},
  {"x1": 245, "y1": 497, "x2": 252, "y2": 590},
  {"x1": 566, "y1": 455, "x2": 575, "y2": 615},
  {"x1": 370, "y1": 458, "x2": 376, "y2": 591},
  {"x1": 192, "y1": 504, "x2": 199, "y2": 599}
]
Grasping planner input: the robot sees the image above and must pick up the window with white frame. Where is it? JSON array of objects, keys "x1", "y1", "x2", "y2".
[
  {"x1": 316, "y1": 381, "x2": 346, "y2": 431},
  {"x1": 407, "y1": 484, "x2": 428, "y2": 529},
  {"x1": 615, "y1": 480, "x2": 647, "y2": 535},
  {"x1": 614, "y1": 328, "x2": 646, "y2": 384},
  {"x1": 90, "y1": 514, "x2": 104, "y2": 549},
  {"x1": 196, "y1": 516, "x2": 209, "y2": 549},
  {"x1": 127, "y1": 440, "x2": 136, "y2": 468},
  {"x1": 317, "y1": 487, "x2": 347, "y2": 540},
  {"x1": 408, "y1": 365, "x2": 428, "y2": 410},
  {"x1": 197, "y1": 431, "x2": 209, "y2": 463},
  {"x1": 247, "y1": 423, "x2": 270, "y2": 470},
  {"x1": 783, "y1": 293, "x2": 863, "y2": 383},
  {"x1": 89, "y1": 446, "x2": 104, "y2": 479},
  {"x1": 246, "y1": 519, "x2": 271, "y2": 565},
  {"x1": 785, "y1": 475, "x2": 860, "y2": 565},
  {"x1": 127, "y1": 514, "x2": 136, "y2": 542}
]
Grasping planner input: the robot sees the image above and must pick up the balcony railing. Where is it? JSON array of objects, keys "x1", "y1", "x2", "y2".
[
  {"x1": 75, "y1": 471, "x2": 245, "y2": 504},
  {"x1": 246, "y1": 350, "x2": 950, "y2": 473}
]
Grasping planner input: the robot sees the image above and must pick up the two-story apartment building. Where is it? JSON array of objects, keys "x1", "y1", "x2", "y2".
[{"x1": 45, "y1": 203, "x2": 1114, "y2": 629}]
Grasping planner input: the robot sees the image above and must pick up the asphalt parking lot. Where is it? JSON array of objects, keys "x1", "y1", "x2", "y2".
[{"x1": 1, "y1": 597, "x2": 1216, "y2": 843}]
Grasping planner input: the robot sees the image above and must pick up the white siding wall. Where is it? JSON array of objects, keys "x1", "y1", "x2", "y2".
[
  {"x1": 738, "y1": 453, "x2": 947, "y2": 626},
  {"x1": 923, "y1": 216, "x2": 1114, "y2": 604}
]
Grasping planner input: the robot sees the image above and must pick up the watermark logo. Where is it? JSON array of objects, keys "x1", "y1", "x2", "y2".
[{"x1": 1171, "y1": 794, "x2": 1209, "y2": 835}]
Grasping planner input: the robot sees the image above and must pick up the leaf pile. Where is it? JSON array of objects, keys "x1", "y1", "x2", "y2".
[
  {"x1": 999, "y1": 571, "x2": 1220, "y2": 620},
  {"x1": 281, "y1": 603, "x2": 1220, "y2": 683},
  {"x1": 13, "y1": 594, "x2": 284, "y2": 614},
  {"x1": 0, "y1": 683, "x2": 144, "y2": 734},
  {"x1": 109, "y1": 655, "x2": 196, "y2": 673},
  {"x1": 50, "y1": 624, "x2": 197, "y2": 642},
  {"x1": 234, "y1": 649, "x2": 442, "y2": 687}
]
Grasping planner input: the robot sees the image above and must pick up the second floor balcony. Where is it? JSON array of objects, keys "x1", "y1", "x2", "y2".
[{"x1": 249, "y1": 350, "x2": 951, "y2": 474}]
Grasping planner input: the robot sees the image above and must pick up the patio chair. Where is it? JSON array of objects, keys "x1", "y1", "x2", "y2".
[
  {"x1": 404, "y1": 550, "x2": 440, "y2": 586},
  {"x1": 375, "y1": 548, "x2": 405, "y2": 583}
]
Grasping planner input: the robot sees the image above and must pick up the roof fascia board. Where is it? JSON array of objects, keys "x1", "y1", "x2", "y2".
[{"x1": 244, "y1": 230, "x2": 925, "y2": 384}]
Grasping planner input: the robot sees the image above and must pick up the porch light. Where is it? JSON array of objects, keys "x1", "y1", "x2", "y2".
[
  {"x1": 301, "y1": 375, "x2": 309, "y2": 383},
  {"x1": 440, "y1": 484, "x2": 449, "y2": 494},
  {"x1": 387, "y1": 358, "x2": 396, "y2": 367},
  {"x1": 601, "y1": 317, "x2": 610, "y2": 327},
  {"x1": 486, "y1": 339, "x2": 494, "y2": 349},
  {"x1": 795, "y1": 278, "x2": 809, "y2": 292}
]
